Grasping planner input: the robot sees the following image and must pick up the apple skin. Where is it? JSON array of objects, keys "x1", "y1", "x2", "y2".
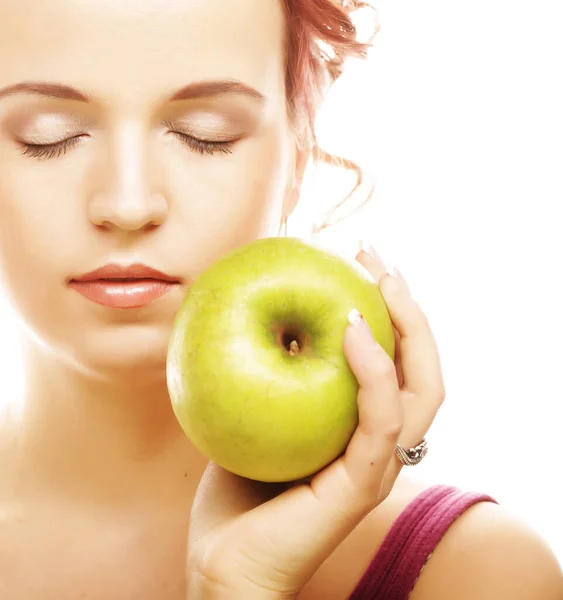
[{"x1": 167, "y1": 237, "x2": 395, "y2": 483}]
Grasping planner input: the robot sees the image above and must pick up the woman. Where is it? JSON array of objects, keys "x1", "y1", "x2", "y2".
[{"x1": 0, "y1": 0, "x2": 561, "y2": 598}]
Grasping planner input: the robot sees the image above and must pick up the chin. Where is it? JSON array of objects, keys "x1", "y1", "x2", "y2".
[{"x1": 60, "y1": 325, "x2": 172, "y2": 384}]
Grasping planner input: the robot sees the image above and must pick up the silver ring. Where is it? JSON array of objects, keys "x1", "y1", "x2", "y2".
[{"x1": 394, "y1": 438, "x2": 428, "y2": 466}]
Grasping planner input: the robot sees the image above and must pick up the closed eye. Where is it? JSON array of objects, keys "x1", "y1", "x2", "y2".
[
  {"x1": 168, "y1": 130, "x2": 235, "y2": 156},
  {"x1": 19, "y1": 135, "x2": 86, "y2": 160},
  {"x1": 162, "y1": 119, "x2": 237, "y2": 156}
]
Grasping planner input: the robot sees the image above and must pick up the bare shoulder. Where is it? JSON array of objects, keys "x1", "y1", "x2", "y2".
[
  {"x1": 301, "y1": 476, "x2": 563, "y2": 600},
  {"x1": 410, "y1": 498, "x2": 563, "y2": 600}
]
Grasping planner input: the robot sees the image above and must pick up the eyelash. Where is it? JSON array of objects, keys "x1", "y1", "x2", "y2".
[
  {"x1": 20, "y1": 135, "x2": 84, "y2": 160},
  {"x1": 162, "y1": 120, "x2": 235, "y2": 156},
  {"x1": 19, "y1": 127, "x2": 235, "y2": 160},
  {"x1": 170, "y1": 132, "x2": 234, "y2": 155}
]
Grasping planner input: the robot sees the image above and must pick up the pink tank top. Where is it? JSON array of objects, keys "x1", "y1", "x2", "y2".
[{"x1": 348, "y1": 484, "x2": 498, "y2": 599}]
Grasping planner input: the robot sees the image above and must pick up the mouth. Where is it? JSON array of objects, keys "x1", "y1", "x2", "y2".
[{"x1": 69, "y1": 263, "x2": 182, "y2": 309}]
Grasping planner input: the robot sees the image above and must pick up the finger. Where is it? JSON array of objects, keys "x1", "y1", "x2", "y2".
[
  {"x1": 329, "y1": 308, "x2": 404, "y2": 505},
  {"x1": 392, "y1": 325, "x2": 404, "y2": 388},
  {"x1": 356, "y1": 246, "x2": 446, "y2": 403},
  {"x1": 295, "y1": 307, "x2": 403, "y2": 516},
  {"x1": 355, "y1": 245, "x2": 445, "y2": 493},
  {"x1": 380, "y1": 272, "x2": 446, "y2": 403},
  {"x1": 356, "y1": 246, "x2": 403, "y2": 386}
]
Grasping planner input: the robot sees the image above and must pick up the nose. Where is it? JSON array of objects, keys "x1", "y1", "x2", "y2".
[{"x1": 88, "y1": 127, "x2": 168, "y2": 233}]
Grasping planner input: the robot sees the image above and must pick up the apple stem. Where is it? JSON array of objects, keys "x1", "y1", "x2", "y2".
[{"x1": 288, "y1": 339, "x2": 300, "y2": 356}]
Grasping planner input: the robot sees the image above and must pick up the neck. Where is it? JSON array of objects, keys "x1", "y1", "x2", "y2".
[{"x1": 11, "y1": 334, "x2": 208, "y2": 507}]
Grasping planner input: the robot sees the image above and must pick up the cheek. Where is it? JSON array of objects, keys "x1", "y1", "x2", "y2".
[
  {"x1": 0, "y1": 159, "x2": 80, "y2": 341},
  {"x1": 166, "y1": 125, "x2": 291, "y2": 265}
]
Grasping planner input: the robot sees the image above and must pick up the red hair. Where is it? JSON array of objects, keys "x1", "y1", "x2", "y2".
[{"x1": 280, "y1": 0, "x2": 379, "y2": 233}]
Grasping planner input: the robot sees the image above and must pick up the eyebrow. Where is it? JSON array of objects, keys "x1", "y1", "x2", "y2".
[{"x1": 0, "y1": 80, "x2": 267, "y2": 105}]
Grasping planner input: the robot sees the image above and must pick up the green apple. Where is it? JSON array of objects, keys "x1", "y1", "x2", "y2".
[{"x1": 167, "y1": 237, "x2": 395, "y2": 483}]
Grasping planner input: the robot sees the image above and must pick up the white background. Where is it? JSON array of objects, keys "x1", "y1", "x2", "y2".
[
  {"x1": 298, "y1": 0, "x2": 562, "y2": 566},
  {"x1": 1, "y1": 0, "x2": 562, "y2": 566}
]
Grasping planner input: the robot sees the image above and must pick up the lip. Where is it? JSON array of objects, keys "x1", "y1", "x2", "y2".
[
  {"x1": 71, "y1": 263, "x2": 181, "y2": 283},
  {"x1": 69, "y1": 263, "x2": 182, "y2": 309}
]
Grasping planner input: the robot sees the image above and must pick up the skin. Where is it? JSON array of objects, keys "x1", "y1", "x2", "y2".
[{"x1": 0, "y1": 0, "x2": 561, "y2": 598}]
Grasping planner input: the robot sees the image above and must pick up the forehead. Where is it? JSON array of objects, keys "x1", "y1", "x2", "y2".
[{"x1": 0, "y1": 0, "x2": 286, "y2": 107}]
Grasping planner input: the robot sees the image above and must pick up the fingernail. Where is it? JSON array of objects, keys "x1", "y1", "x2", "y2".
[
  {"x1": 347, "y1": 308, "x2": 376, "y2": 345},
  {"x1": 358, "y1": 241, "x2": 396, "y2": 276},
  {"x1": 348, "y1": 308, "x2": 363, "y2": 326},
  {"x1": 358, "y1": 239, "x2": 380, "y2": 261}
]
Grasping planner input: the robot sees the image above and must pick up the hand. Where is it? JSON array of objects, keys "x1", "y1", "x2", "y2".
[{"x1": 186, "y1": 246, "x2": 446, "y2": 599}]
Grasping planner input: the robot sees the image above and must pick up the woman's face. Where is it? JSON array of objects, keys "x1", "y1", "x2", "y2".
[{"x1": 0, "y1": 0, "x2": 298, "y2": 377}]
